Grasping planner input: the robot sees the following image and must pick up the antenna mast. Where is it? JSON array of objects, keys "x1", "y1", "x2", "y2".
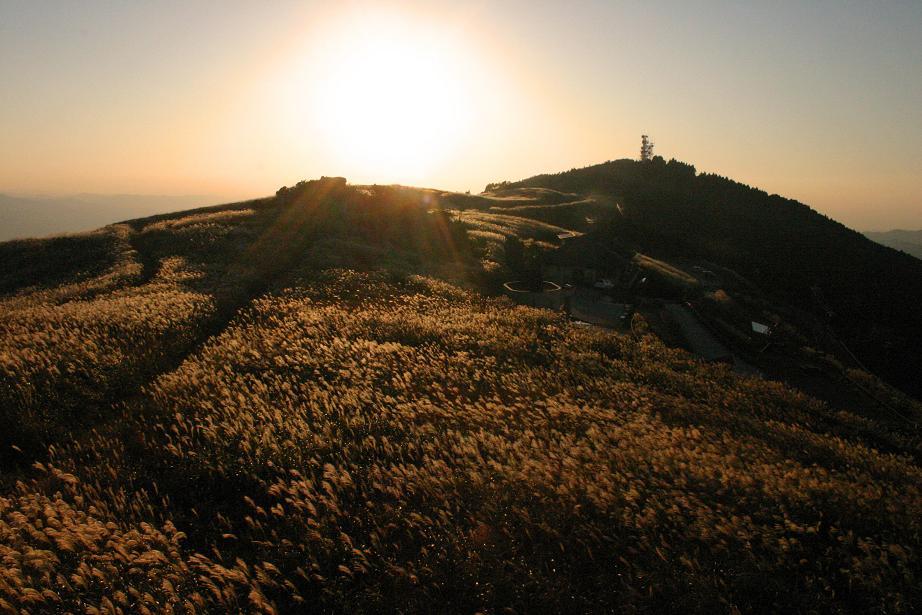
[{"x1": 640, "y1": 134, "x2": 654, "y2": 161}]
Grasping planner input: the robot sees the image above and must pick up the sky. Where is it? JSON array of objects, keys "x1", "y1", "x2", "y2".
[{"x1": 1, "y1": 0, "x2": 920, "y2": 230}]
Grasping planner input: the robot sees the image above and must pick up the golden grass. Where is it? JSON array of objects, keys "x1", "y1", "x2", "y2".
[
  {"x1": 142, "y1": 209, "x2": 257, "y2": 234},
  {"x1": 459, "y1": 211, "x2": 572, "y2": 241},
  {"x1": 634, "y1": 253, "x2": 700, "y2": 288},
  {"x1": 1, "y1": 190, "x2": 921, "y2": 612}
]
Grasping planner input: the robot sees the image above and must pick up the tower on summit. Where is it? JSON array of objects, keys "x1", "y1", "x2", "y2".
[{"x1": 640, "y1": 135, "x2": 654, "y2": 162}]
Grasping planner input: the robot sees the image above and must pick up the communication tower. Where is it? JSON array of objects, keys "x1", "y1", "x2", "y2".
[{"x1": 640, "y1": 134, "x2": 654, "y2": 161}]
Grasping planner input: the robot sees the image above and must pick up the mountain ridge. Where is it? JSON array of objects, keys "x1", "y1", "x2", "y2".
[
  {"x1": 488, "y1": 157, "x2": 922, "y2": 398},
  {"x1": 1, "y1": 172, "x2": 921, "y2": 613}
]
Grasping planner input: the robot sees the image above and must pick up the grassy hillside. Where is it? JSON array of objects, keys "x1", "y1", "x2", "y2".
[
  {"x1": 1, "y1": 178, "x2": 921, "y2": 613},
  {"x1": 499, "y1": 157, "x2": 922, "y2": 399}
]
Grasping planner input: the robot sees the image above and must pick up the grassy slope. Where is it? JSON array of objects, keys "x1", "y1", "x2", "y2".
[
  {"x1": 500, "y1": 159, "x2": 922, "y2": 399},
  {"x1": 1, "y1": 181, "x2": 921, "y2": 613}
]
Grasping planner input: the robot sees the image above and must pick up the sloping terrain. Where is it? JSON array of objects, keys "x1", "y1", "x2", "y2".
[
  {"x1": 443, "y1": 186, "x2": 616, "y2": 234},
  {"x1": 1, "y1": 178, "x2": 921, "y2": 613},
  {"x1": 496, "y1": 158, "x2": 922, "y2": 399}
]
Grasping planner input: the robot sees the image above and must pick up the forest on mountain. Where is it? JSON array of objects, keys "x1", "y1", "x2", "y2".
[
  {"x1": 499, "y1": 157, "x2": 922, "y2": 399},
  {"x1": 1, "y1": 176, "x2": 920, "y2": 613}
]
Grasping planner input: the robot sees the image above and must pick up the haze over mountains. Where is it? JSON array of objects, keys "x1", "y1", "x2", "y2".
[
  {"x1": 864, "y1": 229, "x2": 922, "y2": 260},
  {"x1": 0, "y1": 193, "x2": 226, "y2": 241}
]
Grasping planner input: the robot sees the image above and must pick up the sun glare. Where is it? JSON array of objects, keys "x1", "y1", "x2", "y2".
[{"x1": 297, "y1": 13, "x2": 477, "y2": 182}]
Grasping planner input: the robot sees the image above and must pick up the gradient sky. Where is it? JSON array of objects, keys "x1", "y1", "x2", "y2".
[{"x1": 2, "y1": 0, "x2": 920, "y2": 230}]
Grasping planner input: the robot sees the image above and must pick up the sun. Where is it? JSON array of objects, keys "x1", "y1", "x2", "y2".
[{"x1": 301, "y1": 13, "x2": 477, "y2": 182}]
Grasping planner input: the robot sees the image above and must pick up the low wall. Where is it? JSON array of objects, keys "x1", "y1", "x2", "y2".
[{"x1": 503, "y1": 280, "x2": 566, "y2": 310}]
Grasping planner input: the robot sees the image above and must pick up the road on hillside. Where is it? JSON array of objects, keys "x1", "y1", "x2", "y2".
[{"x1": 665, "y1": 303, "x2": 760, "y2": 377}]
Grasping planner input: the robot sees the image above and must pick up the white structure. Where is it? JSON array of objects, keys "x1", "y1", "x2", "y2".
[{"x1": 640, "y1": 134, "x2": 654, "y2": 161}]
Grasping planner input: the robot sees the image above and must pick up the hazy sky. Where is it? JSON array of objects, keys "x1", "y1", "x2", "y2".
[{"x1": 2, "y1": 0, "x2": 920, "y2": 230}]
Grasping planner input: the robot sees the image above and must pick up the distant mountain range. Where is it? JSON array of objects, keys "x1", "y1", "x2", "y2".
[
  {"x1": 864, "y1": 229, "x2": 922, "y2": 260},
  {"x1": 0, "y1": 193, "x2": 222, "y2": 241}
]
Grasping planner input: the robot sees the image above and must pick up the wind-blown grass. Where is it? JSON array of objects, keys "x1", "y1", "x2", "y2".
[{"x1": 1, "y1": 184, "x2": 920, "y2": 613}]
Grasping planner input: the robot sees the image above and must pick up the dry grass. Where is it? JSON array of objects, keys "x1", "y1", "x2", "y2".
[
  {"x1": 141, "y1": 209, "x2": 256, "y2": 234},
  {"x1": 0, "y1": 233, "x2": 214, "y2": 454},
  {"x1": 459, "y1": 211, "x2": 571, "y2": 241},
  {"x1": 1, "y1": 190, "x2": 920, "y2": 613},
  {"x1": 634, "y1": 253, "x2": 700, "y2": 288}
]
